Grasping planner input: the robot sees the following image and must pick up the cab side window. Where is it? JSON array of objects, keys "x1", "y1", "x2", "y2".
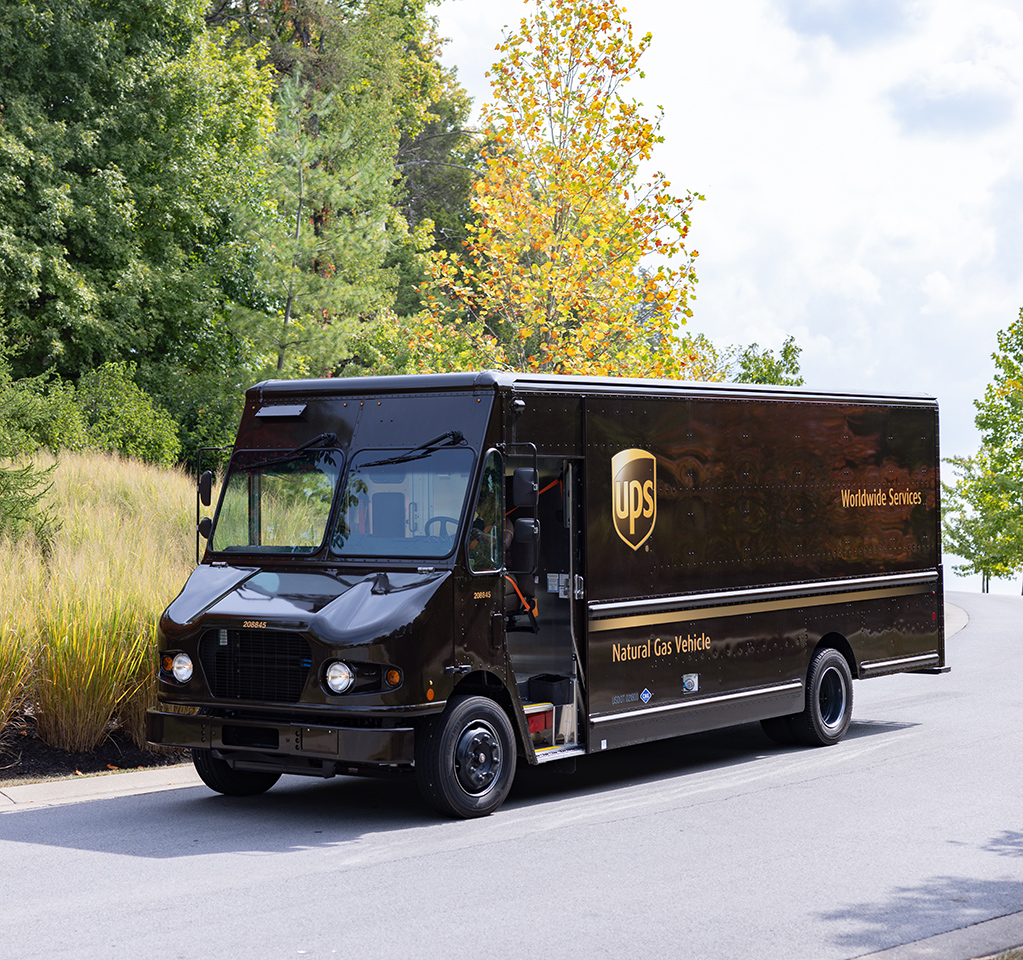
[{"x1": 467, "y1": 451, "x2": 504, "y2": 573}]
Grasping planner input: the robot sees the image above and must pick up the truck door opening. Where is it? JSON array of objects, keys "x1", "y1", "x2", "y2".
[{"x1": 506, "y1": 458, "x2": 585, "y2": 755}]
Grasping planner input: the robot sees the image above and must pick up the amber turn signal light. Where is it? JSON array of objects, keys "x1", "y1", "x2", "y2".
[{"x1": 385, "y1": 669, "x2": 401, "y2": 688}]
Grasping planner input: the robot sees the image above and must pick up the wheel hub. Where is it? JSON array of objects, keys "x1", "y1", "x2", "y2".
[
  {"x1": 454, "y1": 721, "x2": 502, "y2": 796},
  {"x1": 818, "y1": 665, "x2": 847, "y2": 729}
]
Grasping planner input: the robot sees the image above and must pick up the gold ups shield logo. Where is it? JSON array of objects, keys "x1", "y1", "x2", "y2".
[{"x1": 612, "y1": 449, "x2": 657, "y2": 551}]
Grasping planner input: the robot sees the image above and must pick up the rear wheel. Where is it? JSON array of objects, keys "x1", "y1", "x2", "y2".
[
  {"x1": 790, "y1": 647, "x2": 853, "y2": 746},
  {"x1": 416, "y1": 696, "x2": 517, "y2": 818},
  {"x1": 192, "y1": 748, "x2": 281, "y2": 796}
]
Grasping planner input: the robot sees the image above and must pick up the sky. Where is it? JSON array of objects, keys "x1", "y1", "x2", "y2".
[{"x1": 434, "y1": 0, "x2": 1023, "y2": 594}]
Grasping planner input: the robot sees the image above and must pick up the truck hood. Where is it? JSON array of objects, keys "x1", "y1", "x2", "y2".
[{"x1": 162, "y1": 564, "x2": 450, "y2": 647}]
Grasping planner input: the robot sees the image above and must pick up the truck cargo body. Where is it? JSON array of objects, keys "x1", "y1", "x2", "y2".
[{"x1": 147, "y1": 372, "x2": 944, "y2": 817}]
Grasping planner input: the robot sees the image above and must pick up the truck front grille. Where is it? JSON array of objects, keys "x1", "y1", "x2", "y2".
[{"x1": 198, "y1": 628, "x2": 312, "y2": 703}]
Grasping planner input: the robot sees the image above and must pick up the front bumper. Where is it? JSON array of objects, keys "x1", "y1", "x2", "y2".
[{"x1": 147, "y1": 709, "x2": 415, "y2": 770}]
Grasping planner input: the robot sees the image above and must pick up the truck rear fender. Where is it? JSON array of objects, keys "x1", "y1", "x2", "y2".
[{"x1": 814, "y1": 632, "x2": 858, "y2": 680}]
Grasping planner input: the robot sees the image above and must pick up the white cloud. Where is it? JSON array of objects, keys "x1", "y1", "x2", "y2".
[
  {"x1": 778, "y1": 0, "x2": 926, "y2": 49},
  {"x1": 920, "y1": 270, "x2": 954, "y2": 311}
]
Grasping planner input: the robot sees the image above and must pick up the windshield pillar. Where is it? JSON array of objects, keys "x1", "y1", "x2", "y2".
[{"x1": 248, "y1": 474, "x2": 262, "y2": 546}]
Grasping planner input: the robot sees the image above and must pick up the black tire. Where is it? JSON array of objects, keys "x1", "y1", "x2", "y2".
[
  {"x1": 760, "y1": 715, "x2": 797, "y2": 745},
  {"x1": 192, "y1": 748, "x2": 282, "y2": 797},
  {"x1": 416, "y1": 696, "x2": 517, "y2": 818},
  {"x1": 790, "y1": 647, "x2": 853, "y2": 746}
]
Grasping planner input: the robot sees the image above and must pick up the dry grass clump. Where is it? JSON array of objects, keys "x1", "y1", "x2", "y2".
[
  {"x1": 1, "y1": 537, "x2": 44, "y2": 736},
  {"x1": 34, "y1": 599, "x2": 151, "y2": 752},
  {"x1": 0, "y1": 629, "x2": 32, "y2": 736},
  {"x1": 0, "y1": 450, "x2": 195, "y2": 751}
]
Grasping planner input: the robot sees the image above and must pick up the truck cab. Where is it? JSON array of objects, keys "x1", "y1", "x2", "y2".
[{"x1": 148, "y1": 373, "x2": 579, "y2": 818}]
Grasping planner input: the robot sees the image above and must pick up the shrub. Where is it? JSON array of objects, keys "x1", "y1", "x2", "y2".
[
  {"x1": 0, "y1": 361, "x2": 75, "y2": 549},
  {"x1": 0, "y1": 356, "x2": 89, "y2": 458},
  {"x1": 0, "y1": 460, "x2": 58, "y2": 547},
  {"x1": 75, "y1": 362, "x2": 182, "y2": 466}
]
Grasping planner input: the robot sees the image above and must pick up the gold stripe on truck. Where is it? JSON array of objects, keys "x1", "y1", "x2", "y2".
[{"x1": 588, "y1": 582, "x2": 933, "y2": 633}]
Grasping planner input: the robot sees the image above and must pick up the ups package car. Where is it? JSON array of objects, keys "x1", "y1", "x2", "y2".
[{"x1": 147, "y1": 372, "x2": 945, "y2": 817}]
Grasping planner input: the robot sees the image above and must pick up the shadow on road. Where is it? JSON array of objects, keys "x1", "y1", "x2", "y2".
[
  {"x1": 986, "y1": 831, "x2": 1023, "y2": 858},
  {"x1": 819, "y1": 872, "x2": 1023, "y2": 954},
  {"x1": 1, "y1": 715, "x2": 916, "y2": 861}
]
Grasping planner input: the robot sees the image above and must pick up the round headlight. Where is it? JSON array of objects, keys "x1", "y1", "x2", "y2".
[
  {"x1": 325, "y1": 660, "x2": 354, "y2": 694},
  {"x1": 171, "y1": 652, "x2": 194, "y2": 684}
]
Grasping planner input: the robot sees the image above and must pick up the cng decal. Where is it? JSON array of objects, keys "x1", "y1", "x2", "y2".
[{"x1": 612, "y1": 448, "x2": 657, "y2": 550}]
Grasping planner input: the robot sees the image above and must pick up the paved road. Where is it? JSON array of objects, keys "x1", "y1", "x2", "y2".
[{"x1": 1, "y1": 592, "x2": 1020, "y2": 960}]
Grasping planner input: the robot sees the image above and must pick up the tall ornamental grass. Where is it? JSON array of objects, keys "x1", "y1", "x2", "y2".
[
  {"x1": 0, "y1": 632, "x2": 32, "y2": 736},
  {"x1": 0, "y1": 537, "x2": 43, "y2": 735},
  {"x1": 0, "y1": 450, "x2": 195, "y2": 751},
  {"x1": 34, "y1": 599, "x2": 151, "y2": 752}
]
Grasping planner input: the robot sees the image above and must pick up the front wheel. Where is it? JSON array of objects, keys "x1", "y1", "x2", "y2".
[
  {"x1": 790, "y1": 647, "x2": 853, "y2": 746},
  {"x1": 192, "y1": 748, "x2": 282, "y2": 796},
  {"x1": 416, "y1": 696, "x2": 517, "y2": 818}
]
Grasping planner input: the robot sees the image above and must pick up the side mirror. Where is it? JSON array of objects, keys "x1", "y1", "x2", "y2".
[
  {"x1": 198, "y1": 470, "x2": 213, "y2": 508},
  {"x1": 508, "y1": 517, "x2": 539, "y2": 572},
  {"x1": 512, "y1": 468, "x2": 538, "y2": 509},
  {"x1": 197, "y1": 517, "x2": 213, "y2": 540}
]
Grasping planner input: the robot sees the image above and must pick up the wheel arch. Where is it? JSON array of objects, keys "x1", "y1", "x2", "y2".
[
  {"x1": 450, "y1": 670, "x2": 529, "y2": 758},
  {"x1": 813, "y1": 631, "x2": 859, "y2": 679}
]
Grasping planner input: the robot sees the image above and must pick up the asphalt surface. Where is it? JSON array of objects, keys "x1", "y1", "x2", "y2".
[{"x1": 1, "y1": 594, "x2": 1020, "y2": 960}]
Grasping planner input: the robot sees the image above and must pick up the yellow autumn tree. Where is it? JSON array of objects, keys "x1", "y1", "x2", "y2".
[{"x1": 408, "y1": 0, "x2": 706, "y2": 377}]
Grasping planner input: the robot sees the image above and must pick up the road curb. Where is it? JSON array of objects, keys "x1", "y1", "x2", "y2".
[
  {"x1": 945, "y1": 601, "x2": 969, "y2": 639},
  {"x1": 0, "y1": 764, "x2": 202, "y2": 812},
  {"x1": 856, "y1": 910, "x2": 1023, "y2": 960}
]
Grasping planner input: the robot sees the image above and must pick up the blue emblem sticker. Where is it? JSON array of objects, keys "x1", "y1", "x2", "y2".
[{"x1": 640, "y1": 688, "x2": 652, "y2": 704}]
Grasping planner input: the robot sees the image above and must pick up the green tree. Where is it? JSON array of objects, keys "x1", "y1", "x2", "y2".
[
  {"x1": 0, "y1": 0, "x2": 273, "y2": 385},
  {"x1": 729, "y1": 335, "x2": 804, "y2": 386},
  {"x1": 942, "y1": 309, "x2": 1023, "y2": 590},
  {"x1": 942, "y1": 449, "x2": 1023, "y2": 591},
  {"x1": 973, "y1": 309, "x2": 1023, "y2": 463},
  {"x1": 390, "y1": 66, "x2": 480, "y2": 318},
  {"x1": 209, "y1": 0, "x2": 444, "y2": 376},
  {"x1": 0, "y1": 356, "x2": 63, "y2": 546},
  {"x1": 396, "y1": 63, "x2": 478, "y2": 257},
  {"x1": 232, "y1": 71, "x2": 405, "y2": 377}
]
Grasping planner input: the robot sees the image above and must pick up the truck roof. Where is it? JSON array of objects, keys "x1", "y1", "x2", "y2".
[{"x1": 248, "y1": 371, "x2": 937, "y2": 408}]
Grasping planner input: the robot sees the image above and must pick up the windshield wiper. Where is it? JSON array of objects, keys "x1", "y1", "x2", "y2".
[
  {"x1": 240, "y1": 432, "x2": 339, "y2": 470},
  {"x1": 360, "y1": 431, "x2": 465, "y2": 468}
]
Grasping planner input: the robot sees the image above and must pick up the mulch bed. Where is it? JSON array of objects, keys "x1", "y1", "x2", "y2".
[{"x1": 0, "y1": 715, "x2": 187, "y2": 787}]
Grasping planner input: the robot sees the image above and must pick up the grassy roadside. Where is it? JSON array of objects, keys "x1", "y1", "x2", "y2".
[{"x1": 0, "y1": 450, "x2": 195, "y2": 754}]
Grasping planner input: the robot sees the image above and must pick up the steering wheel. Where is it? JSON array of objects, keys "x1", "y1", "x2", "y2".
[{"x1": 425, "y1": 516, "x2": 458, "y2": 538}]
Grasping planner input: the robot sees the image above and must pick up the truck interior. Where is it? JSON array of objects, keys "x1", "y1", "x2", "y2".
[{"x1": 505, "y1": 457, "x2": 585, "y2": 759}]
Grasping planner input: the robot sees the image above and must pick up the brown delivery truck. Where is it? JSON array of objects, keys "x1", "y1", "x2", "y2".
[{"x1": 147, "y1": 372, "x2": 945, "y2": 817}]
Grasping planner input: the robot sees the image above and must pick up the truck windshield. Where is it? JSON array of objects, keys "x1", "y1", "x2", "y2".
[
  {"x1": 210, "y1": 448, "x2": 343, "y2": 554},
  {"x1": 331, "y1": 447, "x2": 475, "y2": 559}
]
